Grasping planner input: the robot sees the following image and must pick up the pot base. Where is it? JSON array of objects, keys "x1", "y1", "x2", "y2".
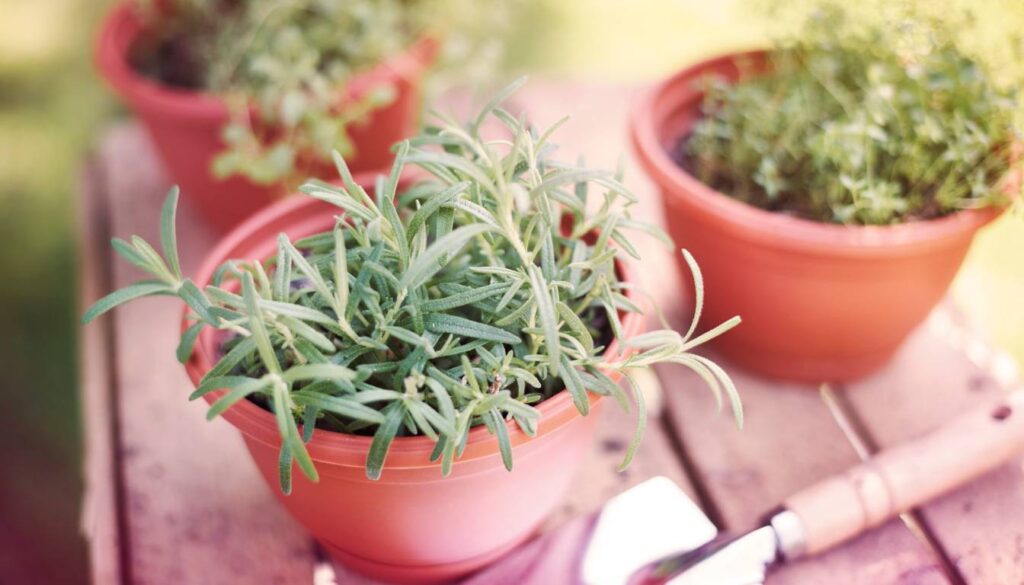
[
  {"x1": 714, "y1": 338, "x2": 899, "y2": 384},
  {"x1": 321, "y1": 531, "x2": 529, "y2": 585}
]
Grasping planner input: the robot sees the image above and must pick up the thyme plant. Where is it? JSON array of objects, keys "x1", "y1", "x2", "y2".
[
  {"x1": 84, "y1": 82, "x2": 741, "y2": 492},
  {"x1": 684, "y1": 6, "x2": 1022, "y2": 225},
  {"x1": 132, "y1": 0, "x2": 509, "y2": 185}
]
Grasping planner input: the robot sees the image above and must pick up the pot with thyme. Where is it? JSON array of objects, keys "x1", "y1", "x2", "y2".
[
  {"x1": 631, "y1": 6, "x2": 1022, "y2": 382},
  {"x1": 96, "y1": 0, "x2": 503, "y2": 231},
  {"x1": 83, "y1": 86, "x2": 741, "y2": 584}
]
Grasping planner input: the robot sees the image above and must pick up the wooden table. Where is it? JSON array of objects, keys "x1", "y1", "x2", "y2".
[{"x1": 80, "y1": 84, "x2": 1024, "y2": 585}]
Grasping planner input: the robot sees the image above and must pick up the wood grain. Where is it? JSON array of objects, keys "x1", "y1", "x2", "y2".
[
  {"x1": 87, "y1": 124, "x2": 318, "y2": 585},
  {"x1": 785, "y1": 387, "x2": 1024, "y2": 556},
  {"x1": 78, "y1": 154, "x2": 123, "y2": 585},
  {"x1": 658, "y1": 350, "x2": 950, "y2": 585},
  {"x1": 546, "y1": 374, "x2": 697, "y2": 530},
  {"x1": 843, "y1": 310, "x2": 1024, "y2": 585}
]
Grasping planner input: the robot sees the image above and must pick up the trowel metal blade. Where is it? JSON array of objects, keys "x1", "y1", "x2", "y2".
[{"x1": 579, "y1": 476, "x2": 718, "y2": 585}]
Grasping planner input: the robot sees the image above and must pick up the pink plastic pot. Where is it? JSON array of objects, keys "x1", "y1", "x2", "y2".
[
  {"x1": 183, "y1": 192, "x2": 644, "y2": 584},
  {"x1": 631, "y1": 52, "x2": 1007, "y2": 383},
  {"x1": 96, "y1": 3, "x2": 436, "y2": 232}
]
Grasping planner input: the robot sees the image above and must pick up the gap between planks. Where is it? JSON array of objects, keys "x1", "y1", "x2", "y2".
[
  {"x1": 827, "y1": 384, "x2": 967, "y2": 585},
  {"x1": 78, "y1": 151, "x2": 133, "y2": 585},
  {"x1": 658, "y1": 304, "x2": 1024, "y2": 585}
]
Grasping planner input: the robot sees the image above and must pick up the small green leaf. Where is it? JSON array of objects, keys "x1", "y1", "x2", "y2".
[
  {"x1": 528, "y1": 266, "x2": 560, "y2": 370},
  {"x1": 333, "y1": 226, "x2": 349, "y2": 317},
  {"x1": 679, "y1": 249, "x2": 705, "y2": 342},
  {"x1": 366, "y1": 402, "x2": 404, "y2": 480},
  {"x1": 419, "y1": 282, "x2": 508, "y2": 312},
  {"x1": 282, "y1": 363, "x2": 356, "y2": 383},
  {"x1": 178, "y1": 279, "x2": 216, "y2": 324},
  {"x1": 558, "y1": 355, "x2": 590, "y2": 416},
  {"x1": 207, "y1": 377, "x2": 269, "y2": 419},
  {"x1": 274, "y1": 236, "x2": 292, "y2": 301},
  {"x1": 423, "y1": 313, "x2": 521, "y2": 344},
  {"x1": 557, "y1": 301, "x2": 594, "y2": 354},
  {"x1": 473, "y1": 76, "x2": 527, "y2": 133},
  {"x1": 82, "y1": 280, "x2": 172, "y2": 323},
  {"x1": 278, "y1": 315, "x2": 335, "y2": 353},
  {"x1": 176, "y1": 321, "x2": 204, "y2": 364},
  {"x1": 400, "y1": 223, "x2": 494, "y2": 291},
  {"x1": 618, "y1": 371, "x2": 646, "y2": 471},
  {"x1": 405, "y1": 181, "x2": 471, "y2": 244},
  {"x1": 292, "y1": 391, "x2": 387, "y2": 424},
  {"x1": 189, "y1": 375, "x2": 255, "y2": 401},
  {"x1": 579, "y1": 369, "x2": 629, "y2": 411},
  {"x1": 242, "y1": 272, "x2": 281, "y2": 374},
  {"x1": 110, "y1": 238, "x2": 152, "y2": 272},
  {"x1": 160, "y1": 187, "x2": 182, "y2": 279},
  {"x1": 278, "y1": 442, "x2": 293, "y2": 495},
  {"x1": 411, "y1": 399, "x2": 457, "y2": 437},
  {"x1": 302, "y1": 405, "x2": 318, "y2": 443},
  {"x1": 202, "y1": 337, "x2": 257, "y2": 383},
  {"x1": 130, "y1": 235, "x2": 175, "y2": 283},
  {"x1": 377, "y1": 171, "x2": 410, "y2": 269},
  {"x1": 486, "y1": 409, "x2": 514, "y2": 471}
]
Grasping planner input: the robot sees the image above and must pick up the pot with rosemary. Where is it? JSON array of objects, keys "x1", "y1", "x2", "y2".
[
  {"x1": 96, "y1": 0, "x2": 506, "y2": 231},
  {"x1": 84, "y1": 83, "x2": 742, "y2": 584},
  {"x1": 631, "y1": 5, "x2": 1021, "y2": 382}
]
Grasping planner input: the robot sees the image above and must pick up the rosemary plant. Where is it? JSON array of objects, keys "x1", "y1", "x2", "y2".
[
  {"x1": 132, "y1": 0, "x2": 509, "y2": 185},
  {"x1": 684, "y1": 5, "x2": 1022, "y2": 225},
  {"x1": 84, "y1": 81, "x2": 741, "y2": 492}
]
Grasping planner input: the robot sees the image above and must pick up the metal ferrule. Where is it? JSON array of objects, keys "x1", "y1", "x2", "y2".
[{"x1": 768, "y1": 508, "x2": 808, "y2": 561}]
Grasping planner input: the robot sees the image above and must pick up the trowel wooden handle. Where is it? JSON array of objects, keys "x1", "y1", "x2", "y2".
[{"x1": 785, "y1": 391, "x2": 1024, "y2": 556}]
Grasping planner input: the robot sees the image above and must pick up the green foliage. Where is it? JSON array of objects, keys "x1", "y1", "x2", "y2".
[
  {"x1": 684, "y1": 5, "x2": 1023, "y2": 225},
  {"x1": 84, "y1": 84, "x2": 741, "y2": 489},
  {"x1": 133, "y1": 0, "x2": 509, "y2": 186}
]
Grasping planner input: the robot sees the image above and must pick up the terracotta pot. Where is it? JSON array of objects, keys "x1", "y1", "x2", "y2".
[
  {"x1": 631, "y1": 51, "x2": 1004, "y2": 383},
  {"x1": 95, "y1": 3, "x2": 436, "y2": 233},
  {"x1": 183, "y1": 191, "x2": 644, "y2": 584}
]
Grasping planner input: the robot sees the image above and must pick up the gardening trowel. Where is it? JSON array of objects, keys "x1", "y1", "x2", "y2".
[{"x1": 581, "y1": 390, "x2": 1024, "y2": 585}]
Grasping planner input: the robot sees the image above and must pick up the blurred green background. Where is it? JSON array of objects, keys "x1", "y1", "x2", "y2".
[{"x1": 0, "y1": 0, "x2": 1020, "y2": 583}]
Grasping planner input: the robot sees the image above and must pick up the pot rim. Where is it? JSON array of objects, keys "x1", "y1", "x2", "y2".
[
  {"x1": 95, "y1": 2, "x2": 438, "y2": 122},
  {"x1": 183, "y1": 181, "x2": 645, "y2": 468},
  {"x1": 630, "y1": 50, "x2": 1009, "y2": 258}
]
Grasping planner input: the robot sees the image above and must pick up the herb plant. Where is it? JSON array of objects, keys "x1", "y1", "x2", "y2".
[
  {"x1": 683, "y1": 6, "x2": 1022, "y2": 225},
  {"x1": 84, "y1": 82, "x2": 741, "y2": 492},
  {"x1": 132, "y1": 0, "x2": 507, "y2": 185}
]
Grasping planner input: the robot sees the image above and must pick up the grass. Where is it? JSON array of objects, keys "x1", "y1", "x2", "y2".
[{"x1": 0, "y1": 1, "x2": 1019, "y2": 583}]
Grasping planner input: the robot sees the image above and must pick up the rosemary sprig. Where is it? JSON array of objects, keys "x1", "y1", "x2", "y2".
[{"x1": 84, "y1": 82, "x2": 742, "y2": 492}]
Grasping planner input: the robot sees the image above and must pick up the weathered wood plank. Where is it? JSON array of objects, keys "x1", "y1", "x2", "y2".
[
  {"x1": 843, "y1": 309, "x2": 1024, "y2": 585},
  {"x1": 78, "y1": 154, "x2": 123, "y2": 585},
  {"x1": 659, "y1": 317, "x2": 950, "y2": 585},
  {"x1": 97, "y1": 124, "x2": 318, "y2": 585},
  {"x1": 547, "y1": 372, "x2": 696, "y2": 529}
]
